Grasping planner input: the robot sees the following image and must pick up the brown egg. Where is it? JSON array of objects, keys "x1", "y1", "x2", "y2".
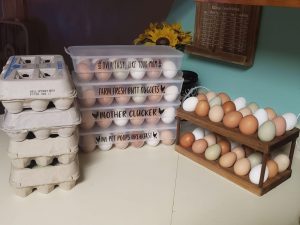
[
  {"x1": 206, "y1": 91, "x2": 217, "y2": 101},
  {"x1": 160, "y1": 130, "x2": 175, "y2": 145},
  {"x1": 234, "y1": 158, "x2": 251, "y2": 176},
  {"x1": 219, "y1": 152, "x2": 237, "y2": 168},
  {"x1": 131, "y1": 140, "x2": 144, "y2": 148},
  {"x1": 115, "y1": 96, "x2": 130, "y2": 104},
  {"x1": 79, "y1": 135, "x2": 96, "y2": 153},
  {"x1": 179, "y1": 132, "x2": 195, "y2": 148},
  {"x1": 232, "y1": 146, "x2": 245, "y2": 160},
  {"x1": 80, "y1": 111, "x2": 95, "y2": 130},
  {"x1": 79, "y1": 88, "x2": 96, "y2": 107},
  {"x1": 203, "y1": 134, "x2": 216, "y2": 146},
  {"x1": 115, "y1": 140, "x2": 129, "y2": 149},
  {"x1": 218, "y1": 139, "x2": 231, "y2": 155},
  {"x1": 239, "y1": 107, "x2": 252, "y2": 117},
  {"x1": 192, "y1": 139, "x2": 208, "y2": 154},
  {"x1": 222, "y1": 101, "x2": 236, "y2": 114},
  {"x1": 218, "y1": 92, "x2": 230, "y2": 104},
  {"x1": 239, "y1": 115, "x2": 259, "y2": 135},
  {"x1": 272, "y1": 116, "x2": 286, "y2": 136},
  {"x1": 195, "y1": 100, "x2": 210, "y2": 117},
  {"x1": 130, "y1": 117, "x2": 145, "y2": 126},
  {"x1": 267, "y1": 160, "x2": 279, "y2": 178},
  {"x1": 146, "y1": 115, "x2": 160, "y2": 124},
  {"x1": 98, "y1": 96, "x2": 114, "y2": 106},
  {"x1": 208, "y1": 105, "x2": 224, "y2": 122},
  {"x1": 148, "y1": 94, "x2": 162, "y2": 103},
  {"x1": 223, "y1": 111, "x2": 243, "y2": 128},
  {"x1": 197, "y1": 93, "x2": 207, "y2": 101},
  {"x1": 265, "y1": 107, "x2": 277, "y2": 120}
]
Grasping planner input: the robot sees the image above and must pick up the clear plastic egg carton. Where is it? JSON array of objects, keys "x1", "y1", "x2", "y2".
[
  {"x1": 0, "y1": 55, "x2": 76, "y2": 113},
  {"x1": 8, "y1": 132, "x2": 79, "y2": 169},
  {"x1": 80, "y1": 100, "x2": 180, "y2": 130},
  {"x1": 73, "y1": 72, "x2": 183, "y2": 107},
  {"x1": 10, "y1": 156, "x2": 79, "y2": 197},
  {"x1": 66, "y1": 45, "x2": 183, "y2": 81},
  {"x1": 79, "y1": 121, "x2": 177, "y2": 152},
  {"x1": 1, "y1": 105, "x2": 81, "y2": 141}
]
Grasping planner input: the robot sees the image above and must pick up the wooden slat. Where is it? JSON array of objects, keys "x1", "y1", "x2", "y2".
[{"x1": 195, "y1": 0, "x2": 300, "y2": 8}]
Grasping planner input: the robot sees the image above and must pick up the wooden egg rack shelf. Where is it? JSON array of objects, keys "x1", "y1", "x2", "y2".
[{"x1": 176, "y1": 107, "x2": 300, "y2": 196}]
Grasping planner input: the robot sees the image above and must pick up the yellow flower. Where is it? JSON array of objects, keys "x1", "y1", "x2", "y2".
[
  {"x1": 147, "y1": 26, "x2": 179, "y2": 47},
  {"x1": 170, "y1": 23, "x2": 183, "y2": 33}
]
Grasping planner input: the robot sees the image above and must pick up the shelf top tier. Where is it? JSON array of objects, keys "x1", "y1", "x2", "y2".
[
  {"x1": 177, "y1": 107, "x2": 300, "y2": 153},
  {"x1": 195, "y1": 0, "x2": 300, "y2": 8}
]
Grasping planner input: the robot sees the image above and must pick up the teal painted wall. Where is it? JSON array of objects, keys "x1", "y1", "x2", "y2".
[{"x1": 167, "y1": 1, "x2": 300, "y2": 115}]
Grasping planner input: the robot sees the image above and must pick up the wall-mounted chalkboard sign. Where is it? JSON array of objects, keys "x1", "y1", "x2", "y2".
[{"x1": 186, "y1": 2, "x2": 261, "y2": 67}]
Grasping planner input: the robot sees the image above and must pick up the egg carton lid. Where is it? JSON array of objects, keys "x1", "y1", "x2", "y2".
[
  {"x1": 1, "y1": 105, "x2": 81, "y2": 132},
  {"x1": 66, "y1": 45, "x2": 183, "y2": 59},
  {"x1": 0, "y1": 55, "x2": 76, "y2": 100},
  {"x1": 79, "y1": 99, "x2": 181, "y2": 111},
  {"x1": 72, "y1": 71, "x2": 183, "y2": 86},
  {"x1": 79, "y1": 120, "x2": 177, "y2": 136}
]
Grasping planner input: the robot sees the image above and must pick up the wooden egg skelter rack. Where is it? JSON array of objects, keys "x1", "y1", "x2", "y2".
[{"x1": 175, "y1": 107, "x2": 299, "y2": 196}]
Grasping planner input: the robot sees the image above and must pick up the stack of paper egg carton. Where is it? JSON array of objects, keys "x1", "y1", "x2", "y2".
[
  {"x1": 67, "y1": 45, "x2": 184, "y2": 152},
  {"x1": 0, "y1": 55, "x2": 81, "y2": 197}
]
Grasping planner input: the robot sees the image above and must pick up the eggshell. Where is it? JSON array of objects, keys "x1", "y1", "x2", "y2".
[
  {"x1": 205, "y1": 144, "x2": 221, "y2": 160},
  {"x1": 195, "y1": 100, "x2": 210, "y2": 117},
  {"x1": 217, "y1": 139, "x2": 231, "y2": 155},
  {"x1": 208, "y1": 105, "x2": 224, "y2": 122},
  {"x1": 273, "y1": 154, "x2": 290, "y2": 172},
  {"x1": 98, "y1": 133, "x2": 113, "y2": 151},
  {"x1": 239, "y1": 107, "x2": 252, "y2": 117},
  {"x1": 164, "y1": 86, "x2": 179, "y2": 102},
  {"x1": 98, "y1": 96, "x2": 114, "y2": 106},
  {"x1": 79, "y1": 88, "x2": 96, "y2": 107},
  {"x1": 146, "y1": 130, "x2": 160, "y2": 146},
  {"x1": 115, "y1": 96, "x2": 130, "y2": 105},
  {"x1": 132, "y1": 85, "x2": 147, "y2": 103},
  {"x1": 192, "y1": 139, "x2": 208, "y2": 154},
  {"x1": 230, "y1": 141, "x2": 239, "y2": 149},
  {"x1": 79, "y1": 135, "x2": 96, "y2": 153},
  {"x1": 219, "y1": 152, "x2": 237, "y2": 168},
  {"x1": 267, "y1": 160, "x2": 279, "y2": 178},
  {"x1": 148, "y1": 94, "x2": 162, "y2": 103},
  {"x1": 247, "y1": 152, "x2": 263, "y2": 168},
  {"x1": 161, "y1": 107, "x2": 176, "y2": 124},
  {"x1": 233, "y1": 97, "x2": 246, "y2": 111},
  {"x1": 128, "y1": 58, "x2": 146, "y2": 79},
  {"x1": 203, "y1": 134, "x2": 216, "y2": 146},
  {"x1": 77, "y1": 61, "x2": 93, "y2": 81},
  {"x1": 162, "y1": 60, "x2": 177, "y2": 79},
  {"x1": 143, "y1": 58, "x2": 161, "y2": 79},
  {"x1": 179, "y1": 132, "x2": 195, "y2": 148},
  {"x1": 113, "y1": 59, "x2": 128, "y2": 80},
  {"x1": 234, "y1": 158, "x2": 251, "y2": 176},
  {"x1": 80, "y1": 111, "x2": 95, "y2": 130},
  {"x1": 183, "y1": 97, "x2": 199, "y2": 112},
  {"x1": 94, "y1": 59, "x2": 111, "y2": 81},
  {"x1": 231, "y1": 146, "x2": 245, "y2": 160},
  {"x1": 272, "y1": 116, "x2": 286, "y2": 136},
  {"x1": 239, "y1": 115, "x2": 258, "y2": 135},
  {"x1": 218, "y1": 92, "x2": 230, "y2": 104},
  {"x1": 247, "y1": 102, "x2": 259, "y2": 114},
  {"x1": 97, "y1": 118, "x2": 113, "y2": 128},
  {"x1": 222, "y1": 101, "x2": 236, "y2": 114},
  {"x1": 114, "y1": 109, "x2": 129, "y2": 126},
  {"x1": 282, "y1": 113, "x2": 297, "y2": 131},
  {"x1": 258, "y1": 120, "x2": 276, "y2": 142},
  {"x1": 197, "y1": 93, "x2": 207, "y2": 101},
  {"x1": 223, "y1": 111, "x2": 243, "y2": 128},
  {"x1": 192, "y1": 128, "x2": 205, "y2": 140},
  {"x1": 254, "y1": 108, "x2": 268, "y2": 127},
  {"x1": 206, "y1": 91, "x2": 217, "y2": 101},
  {"x1": 146, "y1": 115, "x2": 160, "y2": 124},
  {"x1": 131, "y1": 140, "x2": 145, "y2": 148},
  {"x1": 265, "y1": 108, "x2": 277, "y2": 120},
  {"x1": 209, "y1": 96, "x2": 222, "y2": 107},
  {"x1": 249, "y1": 164, "x2": 269, "y2": 185},
  {"x1": 115, "y1": 140, "x2": 129, "y2": 149},
  {"x1": 130, "y1": 117, "x2": 145, "y2": 126},
  {"x1": 160, "y1": 130, "x2": 175, "y2": 145}
]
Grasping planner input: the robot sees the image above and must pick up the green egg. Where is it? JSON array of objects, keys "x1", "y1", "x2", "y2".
[
  {"x1": 258, "y1": 120, "x2": 276, "y2": 142},
  {"x1": 247, "y1": 102, "x2": 259, "y2": 113},
  {"x1": 209, "y1": 96, "x2": 222, "y2": 107},
  {"x1": 205, "y1": 144, "x2": 221, "y2": 160}
]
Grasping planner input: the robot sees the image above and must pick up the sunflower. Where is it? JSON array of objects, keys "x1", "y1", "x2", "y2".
[{"x1": 147, "y1": 25, "x2": 179, "y2": 47}]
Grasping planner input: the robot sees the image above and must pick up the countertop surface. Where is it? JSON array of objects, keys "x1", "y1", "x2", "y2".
[{"x1": 0, "y1": 129, "x2": 300, "y2": 225}]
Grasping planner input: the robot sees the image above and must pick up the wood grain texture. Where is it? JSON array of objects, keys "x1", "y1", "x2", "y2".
[{"x1": 195, "y1": 0, "x2": 300, "y2": 8}]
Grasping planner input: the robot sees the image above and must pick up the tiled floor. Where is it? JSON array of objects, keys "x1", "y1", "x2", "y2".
[{"x1": 0, "y1": 130, "x2": 299, "y2": 225}]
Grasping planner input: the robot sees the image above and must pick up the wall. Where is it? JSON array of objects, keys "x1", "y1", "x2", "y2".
[{"x1": 167, "y1": 0, "x2": 300, "y2": 115}]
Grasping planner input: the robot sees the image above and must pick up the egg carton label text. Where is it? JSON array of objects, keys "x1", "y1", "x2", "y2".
[
  {"x1": 96, "y1": 59, "x2": 162, "y2": 70},
  {"x1": 95, "y1": 131, "x2": 158, "y2": 143},
  {"x1": 98, "y1": 85, "x2": 165, "y2": 96},
  {"x1": 29, "y1": 89, "x2": 56, "y2": 96},
  {"x1": 92, "y1": 108, "x2": 164, "y2": 119}
]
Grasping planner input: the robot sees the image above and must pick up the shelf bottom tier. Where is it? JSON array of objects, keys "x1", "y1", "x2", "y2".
[{"x1": 175, "y1": 145, "x2": 291, "y2": 196}]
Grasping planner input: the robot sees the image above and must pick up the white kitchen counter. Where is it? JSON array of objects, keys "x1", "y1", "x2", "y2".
[{"x1": 0, "y1": 130, "x2": 299, "y2": 225}]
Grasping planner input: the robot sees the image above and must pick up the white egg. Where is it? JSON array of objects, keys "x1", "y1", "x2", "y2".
[
  {"x1": 97, "y1": 133, "x2": 113, "y2": 151},
  {"x1": 128, "y1": 58, "x2": 146, "y2": 80},
  {"x1": 161, "y1": 107, "x2": 176, "y2": 124},
  {"x1": 162, "y1": 60, "x2": 177, "y2": 79},
  {"x1": 113, "y1": 59, "x2": 128, "y2": 80},
  {"x1": 183, "y1": 97, "x2": 198, "y2": 112},
  {"x1": 209, "y1": 96, "x2": 222, "y2": 107},
  {"x1": 249, "y1": 164, "x2": 269, "y2": 185},
  {"x1": 146, "y1": 130, "x2": 160, "y2": 146},
  {"x1": 282, "y1": 113, "x2": 297, "y2": 131},
  {"x1": 247, "y1": 152, "x2": 263, "y2": 168},
  {"x1": 192, "y1": 128, "x2": 205, "y2": 140},
  {"x1": 164, "y1": 86, "x2": 179, "y2": 102},
  {"x1": 132, "y1": 85, "x2": 147, "y2": 103},
  {"x1": 273, "y1": 154, "x2": 290, "y2": 172},
  {"x1": 233, "y1": 97, "x2": 246, "y2": 111},
  {"x1": 113, "y1": 109, "x2": 129, "y2": 126},
  {"x1": 254, "y1": 108, "x2": 268, "y2": 127}
]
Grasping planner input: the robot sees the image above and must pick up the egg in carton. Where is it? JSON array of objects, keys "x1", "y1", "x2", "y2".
[
  {"x1": 0, "y1": 55, "x2": 76, "y2": 113},
  {"x1": 1, "y1": 104, "x2": 81, "y2": 141},
  {"x1": 10, "y1": 155, "x2": 80, "y2": 197},
  {"x1": 8, "y1": 131, "x2": 79, "y2": 168}
]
